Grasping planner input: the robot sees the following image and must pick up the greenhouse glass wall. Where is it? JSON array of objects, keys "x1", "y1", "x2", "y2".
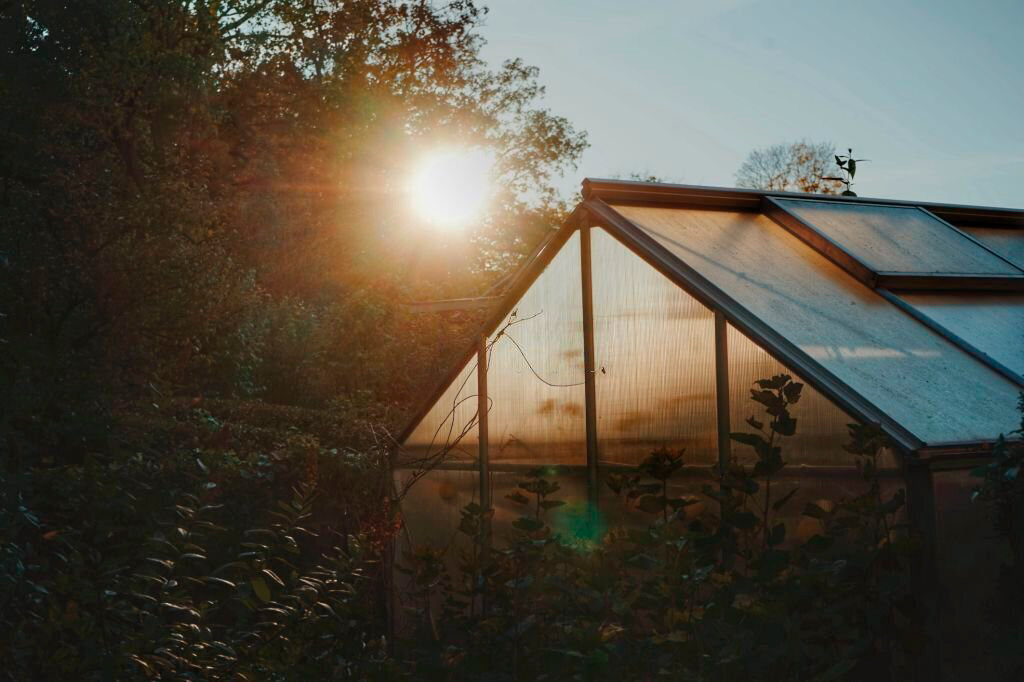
[{"x1": 393, "y1": 179, "x2": 1024, "y2": 677}]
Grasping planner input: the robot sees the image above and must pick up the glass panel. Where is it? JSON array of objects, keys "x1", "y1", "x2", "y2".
[
  {"x1": 485, "y1": 231, "x2": 586, "y2": 463},
  {"x1": 394, "y1": 467, "x2": 478, "y2": 553},
  {"x1": 959, "y1": 227, "x2": 1024, "y2": 270},
  {"x1": 402, "y1": 232, "x2": 586, "y2": 465},
  {"x1": 489, "y1": 470, "x2": 592, "y2": 546},
  {"x1": 611, "y1": 205, "x2": 1022, "y2": 444},
  {"x1": 402, "y1": 361, "x2": 479, "y2": 466},
  {"x1": 933, "y1": 470, "x2": 1011, "y2": 678},
  {"x1": 776, "y1": 199, "x2": 1021, "y2": 276},
  {"x1": 590, "y1": 227, "x2": 718, "y2": 465},
  {"x1": 600, "y1": 468, "x2": 903, "y2": 550},
  {"x1": 727, "y1": 324, "x2": 880, "y2": 466},
  {"x1": 392, "y1": 468, "x2": 478, "y2": 634},
  {"x1": 899, "y1": 292, "x2": 1024, "y2": 376}
]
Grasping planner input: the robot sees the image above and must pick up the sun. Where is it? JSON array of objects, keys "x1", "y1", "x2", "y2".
[{"x1": 409, "y1": 147, "x2": 494, "y2": 230}]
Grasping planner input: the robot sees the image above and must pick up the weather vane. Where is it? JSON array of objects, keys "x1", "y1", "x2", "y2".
[{"x1": 822, "y1": 148, "x2": 869, "y2": 196}]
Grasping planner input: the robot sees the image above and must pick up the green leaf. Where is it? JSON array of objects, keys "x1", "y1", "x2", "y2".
[{"x1": 251, "y1": 576, "x2": 271, "y2": 603}]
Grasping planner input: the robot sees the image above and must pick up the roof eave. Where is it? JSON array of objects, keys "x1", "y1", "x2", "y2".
[{"x1": 582, "y1": 178, "x2": 1024, "y2": 228}]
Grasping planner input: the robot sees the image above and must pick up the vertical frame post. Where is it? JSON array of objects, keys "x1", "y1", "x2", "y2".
[
  {"x1": 714, "y1": 312, "x2": 731, "y2": 472},
  {"x1": 477, "y1": 335, "x2": 491, "y2": 517},
  {"x1": 476, "y1": 335, "x2": 491, "y2": 615},
  {"x1": 580, "y1": 214, "x2": 600, "y2": 505},
  {"x1": 905, "y1": 461, "x2": 939, "y2": 682}
]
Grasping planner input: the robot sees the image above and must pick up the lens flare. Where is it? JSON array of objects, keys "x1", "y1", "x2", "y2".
[{"x1": 409, "y1": 147, "x2": 494, "y2": 230}]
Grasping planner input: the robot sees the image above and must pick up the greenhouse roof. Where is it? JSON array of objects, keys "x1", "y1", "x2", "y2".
[{"x1": 402, "y1": 179, "x2": 1024, "y2": 464}]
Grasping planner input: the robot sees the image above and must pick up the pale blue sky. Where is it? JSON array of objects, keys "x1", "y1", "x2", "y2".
[{"x1": 478, "y1": 0, "x2": 1024, "y2": 208}]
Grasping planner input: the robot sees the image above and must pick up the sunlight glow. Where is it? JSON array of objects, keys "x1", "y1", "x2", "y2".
[{"x1": 409, "y1": 147, "x2": 494, "y2": 230}]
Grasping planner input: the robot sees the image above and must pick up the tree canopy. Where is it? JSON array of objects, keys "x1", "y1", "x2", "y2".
[
  {"x1": 0, "y1": 0, "x2": 587, "y2": 456},
  {"x1": 735, "y1": 140, "x2": 841, "y2": 194}
]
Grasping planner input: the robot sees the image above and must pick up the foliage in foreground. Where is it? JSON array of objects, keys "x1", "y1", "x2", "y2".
[
  {"x1": 0, "y1": 402, "x2": 398, "y2": 680},
  {"x1": 972, "y1": 394, "x2": 1024, "y2": 680},
  {"x1": 397, "y1": 375, "x2": 925, "y2": 681}
]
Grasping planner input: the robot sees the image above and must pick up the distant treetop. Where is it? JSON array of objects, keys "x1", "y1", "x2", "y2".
[{"x1": 735, "y1": 140, "x2": 843, "y2": 194}]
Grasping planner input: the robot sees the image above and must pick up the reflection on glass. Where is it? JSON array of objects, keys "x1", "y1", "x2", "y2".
[
  {"x1": 777, "y1": 199, "x2": 1020, "y2": 276},
  {"x1": 900, "y1": 292, "x2": 1024, "y2": 377},
  {"x1": 591, "y1": 227, "x2": 718, "y2": 465},
  {"x1": 958, "y1": 226, "x2": 1024, "y2": 270},
  {"x1": 611, "y1": 204, "x2": 1021, "y2": 444},
  {"x1": 727, "y1": 324, "x2": 873, "y2": 467}
]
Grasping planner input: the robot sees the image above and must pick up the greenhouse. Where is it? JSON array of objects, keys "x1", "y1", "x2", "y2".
[{"x1": 394, "y1": 178, "x2": 1024, "y2": 673}]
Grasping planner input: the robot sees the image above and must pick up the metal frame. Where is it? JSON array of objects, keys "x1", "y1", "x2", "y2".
[
  {"x1": 583, "y1": 198, "x2": 924, "y2": 452},
  {"x1": 762, "y1": 196, "x2": 1024, "y2": 291},
  {"x1": 395, "y1": 181, "x2": 1024, "y2": 502},
  {"x1": 579, "y1": 214, "x2": 600, "y2": 504},
  {"x1": 582, "y1": 178, "x2": 1024, "y2": 228},
  {"x1": 396, "y1": 212, "x2": 583, "y2": 445},
  {"x1": 714, "y1": 311, "x2": 731, "y2": 472}
]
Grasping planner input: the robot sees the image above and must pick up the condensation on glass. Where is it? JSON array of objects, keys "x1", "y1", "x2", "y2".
[
  {"x1": 590, "y1": 227, "x2": 717, "y2": 465},
  {"x1": 402, "y1": 231, "x2": 586, "y2": 466},
  {"x1": 956, "y1": 226, "x2": 1024, "y2": 271},
  {"x1": 899, "y1": 292, "x2": 1024, "y2": 377},
  {"x1": 727, "y1": 324, "x2": 873, "y2": 467},
  {"x1": 775, "y1": 199, "x2": 1022, "y2": 276},
  {"x1": 611, "y1": 204, "x2": 1022, "y2": 444}
]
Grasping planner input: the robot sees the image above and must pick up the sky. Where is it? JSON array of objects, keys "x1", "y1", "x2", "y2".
[{"x1": 477, "y1": 0, "x2": 1024, "y2": 208}]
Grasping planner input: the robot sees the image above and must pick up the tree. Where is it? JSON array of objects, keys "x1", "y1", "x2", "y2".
[
  {"x1": 0, "y1": 0, "x2": 588, "y2": 454},
  {"x1": 735, "y1": 140, "x2": 842, "y2": 194}
]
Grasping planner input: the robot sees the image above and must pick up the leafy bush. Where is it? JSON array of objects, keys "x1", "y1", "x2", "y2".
[
  {"x1": 397, "y1": 375, "x2": 924, "y2": 680},
  {"x1": 0, "y1": 403, "x2": 397, "y2": 680}
]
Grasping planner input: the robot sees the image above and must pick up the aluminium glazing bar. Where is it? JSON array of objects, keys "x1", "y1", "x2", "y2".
[
  {"x1": 579, "y1": 213, "x2": 600, "y2": 506},
  {"x1": 714, "y1": 311, "x2": 731, "y2": 473},
  {"x1": 477, "y1": 334, "x2": 491, "y2": 521}
]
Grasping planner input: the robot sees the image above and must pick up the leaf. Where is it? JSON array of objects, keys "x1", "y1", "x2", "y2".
[
  {"x1": 540, "y1": 500, "x2": 565, "y2": 510},
  {"x1": 251, "y1": 576, "x2": 271, "y2": 603},
  {"x1": 730, "y1": 432, "x2": 767, "y2": 449},
  {"x1": 636, "y1": 494, "x2": 665, "y2": 514},
  {"x1": 731, "y1": 511, "x2": 759, "y2": 530},
  {"x1": 782, "y1": 381, "x2": 803, "y2": 404},
  {"x1": 768, "y1": 522, "x2": 786, "y2": 547},
  {"x1": 803, "y1": 502, "x2": 828, "y2": 519},
  {"x1": 262, "y1": 568, "x2": 285, "y2": 588},
  {"x1": 505, "y1": 492, "x2": 529, "y2": 505},
  {"x1": 772, "y1": 487, "x2": 799, "y2": 512},
  {"x1": 512, "y1": 517, "x2": 544, "y2": 532},
  {"x1": 754, "y1": 375, "x2": 790, "y2": 390},
  {"x1": 771, "y1": 414, "x2": 797, "y2": 437}
]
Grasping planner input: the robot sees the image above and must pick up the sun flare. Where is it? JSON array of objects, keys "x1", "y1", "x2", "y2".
[{"x1": 409, "y1": 147, "x2": 494, "y2": 229}]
